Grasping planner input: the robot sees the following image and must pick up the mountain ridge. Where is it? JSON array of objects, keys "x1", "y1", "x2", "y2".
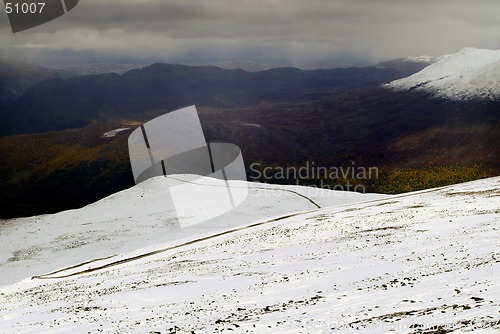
[
  {"x1": 0, "y1": 57, "x2": 77, "y2": 106},
  {"x1": 386, "y1": 47, "x2": 500, "y2": 101},
  {"x1": 0, "y1": 63, "x2": 417, "y2": 136}
]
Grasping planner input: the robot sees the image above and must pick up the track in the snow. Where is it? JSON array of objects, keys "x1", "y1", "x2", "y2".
[{"x1": 33, "y1": 181, "x2": 454, "y2": 280}]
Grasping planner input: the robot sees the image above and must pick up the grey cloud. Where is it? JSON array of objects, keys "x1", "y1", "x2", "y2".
[{"x1": 0, "y1": 0, "x2": 498, "y2": 68}]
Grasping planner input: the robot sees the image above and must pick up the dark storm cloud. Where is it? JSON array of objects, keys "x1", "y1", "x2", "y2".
[{"x1": 1, "y1": 0, "x2": 499, "y2": 67}]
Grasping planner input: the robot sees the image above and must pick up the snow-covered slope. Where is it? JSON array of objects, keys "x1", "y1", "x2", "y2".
[
  {"x1": 0, "y1": 176, "x2": 386, "y2": 287},
  {"x1": 385, "y1": 48, "x2": 500, "y2": 101},
  {"x1": 0, "y1": 176, "x2": 498, "y2": 333}
]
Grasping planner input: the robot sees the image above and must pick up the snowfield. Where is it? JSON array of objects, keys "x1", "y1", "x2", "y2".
[
  {"x1": 0, "y1": 176, "x2": 499, "y2": 333},
  {"x1": 385, "y1": 47, "x2": 500, "y2": 101},
  {"x1": 0, "y1": 176, "x2": 385, "y2": 287}
]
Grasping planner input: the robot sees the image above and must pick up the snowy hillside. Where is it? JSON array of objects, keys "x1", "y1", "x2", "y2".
[
  {"x1": 0, "y1": 176, "x2": 499, "y2": 333},
  {"x1": 385, "y1": 48, "x2": 500, "y2": 101},
  {"x1": 0, "y1": 176, "x2": 386, "y2": 287}
]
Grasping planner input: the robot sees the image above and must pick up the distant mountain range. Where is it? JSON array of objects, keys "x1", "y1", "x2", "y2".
[
  {"x1": 48, "y1": 63, "x2": 148, "y2": 76},
  {"x1": 0, "y1": 57, "x2": 77, "y2": 106},
  {"x1": 0, "y1": 62, "x2": 422, "y2": 136},
  {"x1": 0, "y1": 49, "x2": 498, "y2": 218}
]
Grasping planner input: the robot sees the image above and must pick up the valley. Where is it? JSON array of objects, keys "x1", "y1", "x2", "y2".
[{"x1": 0, "y1": 49, "x2": 498, "y2": 218}]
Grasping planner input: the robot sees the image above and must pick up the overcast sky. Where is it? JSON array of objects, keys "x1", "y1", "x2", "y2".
[{"x1": 1, "y1": 0, "x2": 499, "y2": 68}]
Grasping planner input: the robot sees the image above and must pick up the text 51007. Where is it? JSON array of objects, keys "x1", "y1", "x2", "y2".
[{"x1": 5, "y1": 2, "x2": 46, "y2": 14}]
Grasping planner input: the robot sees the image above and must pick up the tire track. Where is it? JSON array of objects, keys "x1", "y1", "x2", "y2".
[{"x1": 32, "y1": 211, "x2": 315, "y2": 280}]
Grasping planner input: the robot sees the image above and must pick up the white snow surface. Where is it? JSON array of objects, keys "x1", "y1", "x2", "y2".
[
  {"x1": 0, "y1": 177, "x2": 386, "y2": 287},
  {"x1": 0, "y1": 176, "x2": 499, "y2": 333},
  {"x1": 385, "y1": 47, "x2": 500, "y2": 101}
]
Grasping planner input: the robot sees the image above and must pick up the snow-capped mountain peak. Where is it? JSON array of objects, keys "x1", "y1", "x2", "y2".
[
  {"x1": 385, "y1": 47, "x2": 500, "y2": 101},
  {"x1": 401, "y1": 55, "x2": 436, "y2": 63}
]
